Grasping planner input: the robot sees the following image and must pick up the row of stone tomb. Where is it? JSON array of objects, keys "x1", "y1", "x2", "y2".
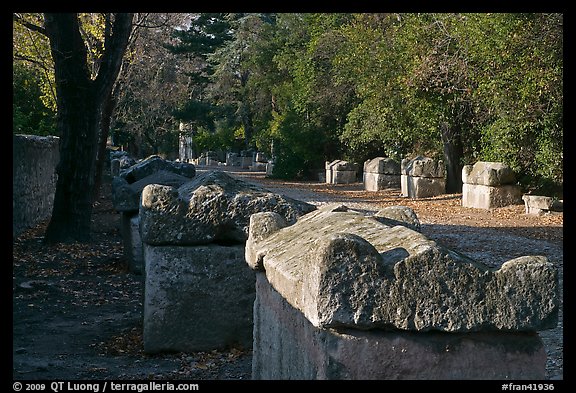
[
  {"x1": 109, "y1": 153, "x2": 559, "y2": 379},
  {"x1": 168, "y1": 150, "x2": 562, "y2": 214},
  {"x1": 328, "y1": 156, "x2": 562, "y2": 213}
]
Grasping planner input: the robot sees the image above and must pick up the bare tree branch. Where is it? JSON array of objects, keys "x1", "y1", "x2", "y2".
[{"x1": 13, "y1": 13, "x2": 47, "y2": 36}]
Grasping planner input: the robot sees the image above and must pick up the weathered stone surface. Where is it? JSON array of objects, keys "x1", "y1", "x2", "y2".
[
  {"x1": 401, "y1": 174, "x2": 446, "y2": 198},
  {"x1": 143, "y1": 244, "x2": 254, "y2": 353},
  {"x1": 462, "y1": 183, "x2": 522, "y2": 209},
  {"x1": 364, "y1": 173, "x2": 401, "y2": 191},
  {"x1": 119, "y1": 155, "x2": 136, "y2": 170},
  {"x1": 110, "y1": 150, "x2": 130, "y2": 160},
  {"x1": 110, "y1": 159, "x2": 121, "y2": 177},
  {"x1": 226, "y1": 152, "x2": 240, "y2": 166},
  {"x1": 111, "y1": 177, "x2": 133, "y2": 212},
  {"x1": 255, "y1": 152, "x2": 268, "y2": 163},
  {"x1": 462, "y1": 161, "x2": 516, "y2": 186},
  {"x1": 401, "y1": 156, "x2": 445, "y2": 178},
  {"x1": 120, "y1": 155, "x2": 196, "y2": 184},
  {"x1": 400, "y1": 156, "x2": 445, "y2": 197},
  {"x1": 239, "y1": 156, "x2": 252, "y2": 168},
  {"x1": 246, "y1": 204, "x2": 558, "y2": 332},
  {"x1": 250, "y1": 162, "x2": 267, "y2": 171},
  {"x1": 110, "y1": 151, "x2": 136, "y2": 170},
  {"x1": 265, "y1": 162, "x2": 275, "y2": 177},
  {"x1": 253, "y1": 272, "x2": 546, "y2": 380},
  {"x1": 140, "y1": 170, "x2": 316, "y2": 246},
  {"x1": 112, "y1": 170, "x2": 191, "y2": 213},
  {"x1": 373, "y1": 206, "x2": 421, "y2": 232},
  {"x1": 246, "y1": 212, "x2": 289, "y2": 270},
  {"x1": 331, "y1": 170, "x2": 357, "y2": 184}
]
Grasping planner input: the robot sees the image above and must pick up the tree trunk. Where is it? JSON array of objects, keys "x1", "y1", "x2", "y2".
[
  {"x1": 441, "y1": 121, "x2": 464, "y2": 194},
  {"x1": 43, "y1": 14, "x2": 97, "y2": 243},
  {"x1": 92, "y1": 91, "x2": 116, "y2": 203},
  {"x1": 43, "y1": 13, "x2": 133, "y2": 244}
]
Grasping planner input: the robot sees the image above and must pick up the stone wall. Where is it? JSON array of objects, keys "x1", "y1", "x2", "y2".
[{"x1": 13, "y1": 134, "x2": 60, "y2": 237}]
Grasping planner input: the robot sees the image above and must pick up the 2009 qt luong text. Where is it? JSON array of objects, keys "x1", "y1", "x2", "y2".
[{"x1": 50, "y1": 382, "x2": 199, "y2": 393}]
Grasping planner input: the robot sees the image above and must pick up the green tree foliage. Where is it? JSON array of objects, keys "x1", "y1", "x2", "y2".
[
  {"x1": 256, "y1": 13, "x2": 358, "y2": 178},
  {"x1": 13, "y1": 13, "x2": 57, "y2": 136},
  {"x1": 463, "y1": 13, "x2": 563, "y2": 189},
  {"x1": 13, "y1": 63, "x2": 56, "y2": 135},
  {"x1": 179, "y1": 12, "x2": 561, "y2": 190},
  {"x1": 333, "y1": 13, "x2": 562, "y2": 191}
]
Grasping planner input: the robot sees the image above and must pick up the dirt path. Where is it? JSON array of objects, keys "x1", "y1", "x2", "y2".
[{"x1": 12, "y1": 168, "x2": 563, "y2": 380}]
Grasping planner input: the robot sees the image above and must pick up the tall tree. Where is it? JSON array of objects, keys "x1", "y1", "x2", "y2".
[
  {"x1": 166, "y1": 13, "x2": 234, "y2": 147},
  {"x1": 42, "y1": 13, "x2": 133, "y2": 243}
]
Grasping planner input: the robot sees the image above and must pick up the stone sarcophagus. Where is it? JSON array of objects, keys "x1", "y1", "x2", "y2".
[
  {"x1": 462, "y1": 161, "x2": 522, "y2": 209},
  {"x1": 325, "y1": 160, "x2": 359, "y2": 184},
  {"x1": 246, "y1": 204, "x2": 558, "y2": 379},
  {"x1": 111, "y1": 155, "x2": 197, "y2": 275},
  {"x1": 401, "y1": 156, "x2": 446, "y2": 198},
  {"x1": 139, "y1": 170, "x2": 315, "y2": 353},
  {"x1": 363, "y1": 157, "x2": 401, "y2": 191}
]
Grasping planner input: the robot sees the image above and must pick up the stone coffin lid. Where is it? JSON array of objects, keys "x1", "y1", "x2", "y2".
[
  {"x1": 111, "y1": 170, "x2": 192, "y2": 213},
  {"x1": 363, "y1": 157, "x2": 401, "y2": 175},
  {"x1": 120, "y1": 155, "x2": 196, "y2": 184},
  {"x1": 401, "y1": 156, "x2": 445, "y2": 178},
  {"x1": 462, "y1": 161, "x2": 516, "y2": 186},
  {"x1": 326, "y1": 160, "x2": 359, "y2": 172},
  {"x1": 140, "y1": 170, "x2": 316, "y2": 246},
  {"x1": 245, "y1": 204, "x2": 558, "y2": 333}
]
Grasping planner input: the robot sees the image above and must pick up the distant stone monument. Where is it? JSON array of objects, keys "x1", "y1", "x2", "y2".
[
  {"x1": 462, "y1": 161, "x2": 522, "y2": 209},
  {"x1": 246, "y1": 204, "x2": 558, "y2": 379},
  {"x1": 522, "y1": 195, "x2": 563, "y2": 215},
  {"x1": 363, "y1": 157, "x2": 401, "y2": 191},
  {"x1": 325, "y1": 160, "x2": 359, "y2": 184},
  {"x1": 401, "y1": 156, "x2": 446, "y2": 198}
]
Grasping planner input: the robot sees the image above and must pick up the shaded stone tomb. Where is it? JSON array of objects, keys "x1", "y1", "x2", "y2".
[
  {"x1": 111, "y1": 155, "x2": 197, "y2": 274},
  {"x1": 325, "y1": 160, "x2": 359, "y2": 184},
  {"x1": 401, "y1": 156, "x2": 446, "y2": 198},
  {"x1": 462, "y1": 161, "x2": 522, "y2": 209},
  {"x1": 246, "y1": 204, "x2": 558, "y2": 379},
  {"x1": 139, "y1": 170, "x2": 315, "y2": 353}
]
